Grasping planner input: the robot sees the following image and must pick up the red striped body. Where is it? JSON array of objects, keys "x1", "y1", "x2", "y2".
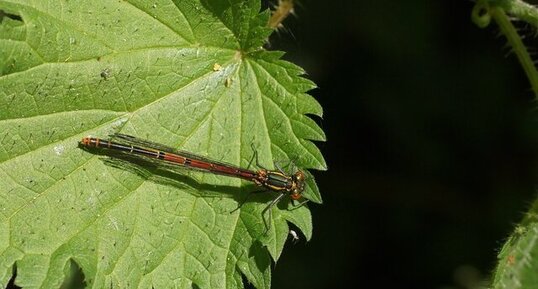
[{"x1": 80, "y1": 135, "x2": 305, "y2": 198}]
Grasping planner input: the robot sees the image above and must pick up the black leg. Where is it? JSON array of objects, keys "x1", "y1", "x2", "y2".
[
  {"x1": 246, "y1": 144, "x2": 257, "y2": 170},
  {"x1": 262, "y1": 192, "x2": 286, "y2": 234},
  {"x1": 274, "y1": 157, "x2": 299, "y2": 174},
  {"x1": 289, "y1": 198, "x2": 310, "y2": 211},
  {"x1": 274, "y1": 163, "x2": 286, "y2": 174},
  {"x1": 230, "y1": 189, "x2": 266, "y2": 213},
  {"x1": 249, "y1": 143, "x2": 267, "y2": 169}
]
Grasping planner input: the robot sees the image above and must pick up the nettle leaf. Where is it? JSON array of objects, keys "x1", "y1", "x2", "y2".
[{"x1": 0, "y1": 1, "x2": 326, "y2": 289}]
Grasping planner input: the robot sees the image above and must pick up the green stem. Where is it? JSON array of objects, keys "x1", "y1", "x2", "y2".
[
  {"x1": 494, "y1": 0, "x2": 538, "y2": 26},
  {"x1": 472, "y1": 0, "x2": 538, "y2": 99}
]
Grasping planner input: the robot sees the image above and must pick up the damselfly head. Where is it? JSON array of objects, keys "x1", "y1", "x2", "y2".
[{"x1": 290, "y1": 170, "x2": 306, "y2": 200}]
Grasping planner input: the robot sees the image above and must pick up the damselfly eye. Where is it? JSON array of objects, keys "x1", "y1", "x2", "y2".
[
  {"x1": 292, "y1": 171, "x2": 306, "y2": 194},
  {"x1": 294, "y1": 171, "x2": 305, "y2": 182}
]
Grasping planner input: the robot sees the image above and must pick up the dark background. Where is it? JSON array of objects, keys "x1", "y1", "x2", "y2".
[{"x1": 267, "y1": 0, "x2": 538, "y2": 288}]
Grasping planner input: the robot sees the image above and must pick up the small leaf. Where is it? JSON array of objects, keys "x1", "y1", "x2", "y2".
[{"x1": 0, "y1": 1, "x2": 325, "y2": 288}]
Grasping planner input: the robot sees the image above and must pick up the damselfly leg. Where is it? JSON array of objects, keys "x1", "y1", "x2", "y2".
[{"x1": 80, "y1": 134, "x2": 308, "y2": 234}]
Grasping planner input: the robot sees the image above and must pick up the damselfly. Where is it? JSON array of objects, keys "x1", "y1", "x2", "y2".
[{"x1": 80, "y1": 134, "x2": 306, "y2": 231}]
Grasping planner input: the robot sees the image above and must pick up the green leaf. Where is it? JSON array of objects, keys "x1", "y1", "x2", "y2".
[
  {"x1": 492, "y1": 209, "x2": 538, "y2": 289},
  {"x1": 200, "y1": 0, "x2": 272, "y2": 51},
  {"x1": 0, "y1": 1, "x2": 326, "y2": 289}
]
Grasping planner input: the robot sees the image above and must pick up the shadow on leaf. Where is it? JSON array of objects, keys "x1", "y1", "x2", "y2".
[{"x1": 79, "y1": 143, "x2": 276, "y2": 206}]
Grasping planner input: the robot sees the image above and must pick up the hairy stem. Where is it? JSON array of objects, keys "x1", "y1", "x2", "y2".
[{"x1": 473, "y1": 0, "x2": 538, "y2": 99}]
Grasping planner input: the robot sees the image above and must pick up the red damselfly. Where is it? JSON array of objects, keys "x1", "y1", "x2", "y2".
[{"x1": 80, "y1": 134, "x2": 306, "y2": 231}]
